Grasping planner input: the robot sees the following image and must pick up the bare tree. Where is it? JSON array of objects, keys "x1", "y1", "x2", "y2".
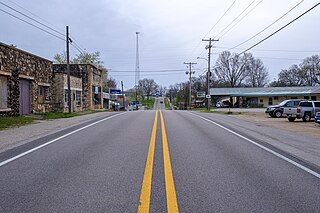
[
  {"x1": 277, "y1": 65, "x2": 305, "y2": 86},
  {"x1": 301, "y1": 55, "x2": 320, "y2": 85},
  {"x1": 245, "y1": 54, "x2": 269, "y2": 87},
  {"x1": 138, "y1": 78, "x2": 158, "y2": 100},
  {"x1": 214, "y1": 51, "x2": 248, "y2": 87}
]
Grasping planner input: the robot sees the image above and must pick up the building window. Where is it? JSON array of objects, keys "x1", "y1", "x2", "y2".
[
  {"x1": 76, "y1": 91, "x2": 81, "y2": 106},
  {"x1": 304, "y1": 96, "x2": 309, "y2": 100},
  {"x1": 0, "y1": 75, "x2": 8, "y2": 109},
  {"x1": 38, "y1": 86, "x2": 42, "y2": 96},
  {"x1": 274, "y1": 96, "x2": 278, "y2": 100},
  {"x1": 92, "y1": 86, "x2": 101, "y2": 105},
  {"x1": 38, "y1": 86, "x2": 50, "y2": 102},
  {"x1": 311, "y1": 96, "x2": 317, "y2": 101},
  {"x1": 64, "y1": 89, "x2": 68, "y2": 106}
]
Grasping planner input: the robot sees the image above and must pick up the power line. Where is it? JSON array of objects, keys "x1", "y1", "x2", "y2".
[
  {"x1": 229, "y1": 0, "x2": 304, "y2": 50},
  {"x1": 214, "y1": 0, "x2": 259, "y2": 39},
  {"x1": 4, "y1": 0, "x2": 65, "y2": 34},
  {"x1": 70, "y1": 40, "x2": 85, "y2": 53},
  {"x1": 203, "y1": 0, "x2": 238, "y2": 39},
  {"x1": 184, "y1": 0, "x2": 238, "y2": 62},
  {"x1": 218, "y1": 0, "x2": 264, "y2": 39},
  {"x1": 1, "y1": 0, "x2": 86, "y2": 54},
  {"x1": 109, "y1": 69, "x2": 201, "y2": 73},
  {"x1": 239, "y1": 1, "x2": 320, "y2": 55},
  {"x1": 0, "y1": 1, "x2": 65, "y2": 37},
  {"x1": 216, "y1": 46, "x2": 320, "y2": 53},
  {"x1": 110, "y1": 73, "x2": 187, "y2": 77},
  {"x1": 0, "y1": 7, "x2": 65, "y2": 41}
]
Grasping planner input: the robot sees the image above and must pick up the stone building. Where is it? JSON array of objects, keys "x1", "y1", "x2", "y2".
[
  {"x1": 0, "y1": 42, "x2": 53, "y2": 116},
  {"x1": 52, "y1": 64, "x2": 103, "y2": 112}
]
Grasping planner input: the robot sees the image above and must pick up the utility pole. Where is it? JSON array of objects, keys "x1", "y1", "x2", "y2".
[
  {"x1": 184, "y1": 62, "x2": 197, "y2": 110},
  {"x1": 202, "y1": 38, "x2": 218, "y2": 110},
  {"x1": 121, "y1": 81, "x2": 125, "y2": 109},
  {"x1": 66, "y1": 26, "x2": 71, "y2": 113}
]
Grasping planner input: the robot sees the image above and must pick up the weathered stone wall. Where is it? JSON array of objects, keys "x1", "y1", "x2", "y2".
[
  {"x1": 53, "y1": 64, "x2": 102, "y2": 111},
  {"x1": 89, "y1": 65, "x2": 103, "y2": 110},
  {"x1": 0, "y1": 42, "x2": 53, "y2": 116},
  {"x1": 51, "y1": 73, "x2": 64, "y2": 112}
]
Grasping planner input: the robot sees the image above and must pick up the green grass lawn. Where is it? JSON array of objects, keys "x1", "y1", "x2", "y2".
[
  {"x1": 165, "y1": 98, "x2": 171, "y2": 109},
  {"x1": 39, "y1": 112, "x2": 82, "y2": 120},
  {"x1": 0, "y1": 116, "x2": 35, "y2": 130},
  {"x1": 38, "y1": 110, "x2": 104, "y2": 120},
  {"x1": 141, "y1": 98, "x2": 155, "y2": 109},
  {"x1": 0, "y1": 110, "x2": 106, "y2": 130}
]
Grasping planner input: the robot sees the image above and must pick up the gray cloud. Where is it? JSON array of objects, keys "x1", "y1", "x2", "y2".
[{"x1": 1, "y1": 0, "x2": 319, "y2": 89}]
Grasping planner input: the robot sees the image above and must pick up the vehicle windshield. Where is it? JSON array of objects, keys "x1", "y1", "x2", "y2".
[{"x1": 278, "y1": 100, "x2": 289, "y2": 106}]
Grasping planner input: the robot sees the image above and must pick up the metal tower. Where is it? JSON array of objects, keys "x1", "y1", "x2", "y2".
[{"x1": 135, "y1": 32, "x2": 140, "y2": 89}]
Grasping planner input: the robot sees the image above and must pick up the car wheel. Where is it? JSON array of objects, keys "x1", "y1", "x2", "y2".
[
  {"x1": 288, "y1": 117, "x2": 296, "y2": 122},
  {"x1": 302, "y1": 113, "x2": 311, "y2": 122},
  {"x1": 274, "y1": 110, "x2": 282, "y2": 118}
]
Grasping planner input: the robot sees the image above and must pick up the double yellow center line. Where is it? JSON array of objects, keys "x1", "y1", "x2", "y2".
[{"x1": 138, "y1": 110, "x2": 179, "y2": 213}]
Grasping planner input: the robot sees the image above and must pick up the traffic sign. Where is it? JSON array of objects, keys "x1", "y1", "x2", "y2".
[
  {"x1": 197, "y1": 92, "x2": 206, "y2": 98},
  {"x1": 110, "y1": 89, "x2": 121, "y2": 94}
]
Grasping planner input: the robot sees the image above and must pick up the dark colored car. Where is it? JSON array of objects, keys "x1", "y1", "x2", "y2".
[
  {"x1": 315, "y1": 112, "x2": 320, "y2": 124},
  {"x1": 265, "y1": 99, "x2": 305, "y2": 118}
]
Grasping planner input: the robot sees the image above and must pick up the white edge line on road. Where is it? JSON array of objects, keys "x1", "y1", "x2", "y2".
[
  {"x1": 0, "y1": 112, "x2": 127, "y2": 168},
  {"x1": 188, "y1": 112, "x2": 320, "y2": 179}
]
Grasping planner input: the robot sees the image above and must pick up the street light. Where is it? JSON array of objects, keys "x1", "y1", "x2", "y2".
[{"x1": 197, "y1": 56, "x2": 208, "y2": 61}]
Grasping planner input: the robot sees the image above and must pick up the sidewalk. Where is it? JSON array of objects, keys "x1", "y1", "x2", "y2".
[{"x1": 0, "y1": 112, "x2": 118, "y2": 153}]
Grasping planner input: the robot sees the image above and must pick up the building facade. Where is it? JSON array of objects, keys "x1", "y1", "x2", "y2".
[
  {"x1": 52, "y1": 64, "x2": 103, "y2": 112},
  {"x1": 0, "y1": 42, "x2": 53, "y2": 116},
  {"x1": 210, "y1": 87, "x2": 320, "y2": 108}
]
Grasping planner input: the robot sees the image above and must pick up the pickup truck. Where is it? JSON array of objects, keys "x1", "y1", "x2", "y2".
[
  {"x1": 265, "y1": 99, "x2": 305, "y2": 118},
  {"x1": 283, "y1": 100, "x2": 320, "y2": 122}
]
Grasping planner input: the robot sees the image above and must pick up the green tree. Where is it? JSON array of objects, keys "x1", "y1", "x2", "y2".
[
  {"x1": 53, "y1": 51, "x2": 104, "y2": 68},
  {"x1": 53, "y1": 51, "x2": 67, "y2": 64},
  {"x1": 73, "y1": 51, "x2": 104, "y2": 68}
]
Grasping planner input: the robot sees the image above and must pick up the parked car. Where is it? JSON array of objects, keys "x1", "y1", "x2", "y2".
[
  {"x1": 283, "y1": 100, "x2": 320, "y2": 122},
  {"x1": 265, "y1": 99, "x2": 305, "y2": 118},
  {"x1": 315, "y1": 112, "x2": 320, "y2": 124},
  {"x1": 216, "y1": 100, "x2": 231, "y2": 108}
]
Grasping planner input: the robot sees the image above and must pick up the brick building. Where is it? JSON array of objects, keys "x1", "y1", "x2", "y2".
[
  {"x1": 52, "y1": 64, "x2": 103, "y2": 112},
  {"x1": 0, "y1": 42, "x2": 53, "y2": 116}
]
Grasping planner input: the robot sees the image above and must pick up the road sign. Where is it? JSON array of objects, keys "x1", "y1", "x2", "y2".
[
  {"x1": 110, "y1": 89, "x2": 121, "y2": 94},
  {"x1": 197, "y1": 92, "x2": 206, "y2": 98},
  {"x1": 206, "y1": 95, "x2": 211, "y2": 98}
]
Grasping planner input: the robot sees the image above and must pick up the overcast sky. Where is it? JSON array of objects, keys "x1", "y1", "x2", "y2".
[{"x1": 1, "y1": 0, "x2": 320, "y2": 90}]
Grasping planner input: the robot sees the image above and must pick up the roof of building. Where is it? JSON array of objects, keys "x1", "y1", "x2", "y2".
[
  {"x1": 210, "y1": 86, "x2": 320, "y2": 97},
  {"x1": 0, "y1": 42, "x2": 52, "y2": 62}
]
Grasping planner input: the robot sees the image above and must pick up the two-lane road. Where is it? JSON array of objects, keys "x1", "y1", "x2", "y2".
[{"x1": 0, "y1": 110, "x2": 319, "y2": 212}]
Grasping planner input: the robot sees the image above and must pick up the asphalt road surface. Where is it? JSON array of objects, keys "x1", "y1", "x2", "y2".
[
  {"x1": 0, "y1": 110, "x2": 320, "y2": 212},
  {"x1": 153, "y1": 97, "x2": 165, "y2": 110}
]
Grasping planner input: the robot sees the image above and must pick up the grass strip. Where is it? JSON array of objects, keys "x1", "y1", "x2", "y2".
[{"x1": 0, "y1": 116, "x2": 35, "y2": 130}]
